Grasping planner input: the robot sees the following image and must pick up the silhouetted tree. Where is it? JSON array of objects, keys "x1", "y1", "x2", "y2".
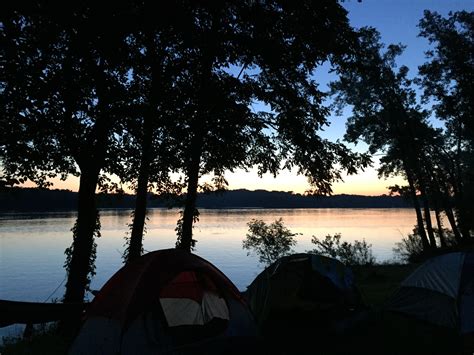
[
  {"x1": 113, "y1": 6, "x2": 190, "y2": 263},
  {"x1": 331, "y1": 28, "x2": 438, "y2": 251},
  {"x1": 418, "y1": 10, "x2": 474, "y2": 239},
  {"x1": 175, "y1": 0, "x2": 371, "y2": 251},
  {"x1": 378, "y1": 132, "x2": 440, "y2": 248},
  {"x1": 424, "y1": 146, "x2": 464, "y2": 243},
  {"x1": 1, "y1": 3, "x2": 133, "y2": 309}
]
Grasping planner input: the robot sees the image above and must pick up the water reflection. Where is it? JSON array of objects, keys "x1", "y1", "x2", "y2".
[
  {"x1": 0, "y1": 211, "x2": 77, "y2": 221},
  {"x1": 0, "y1": 208, "x2": 417, "y2": 304}
]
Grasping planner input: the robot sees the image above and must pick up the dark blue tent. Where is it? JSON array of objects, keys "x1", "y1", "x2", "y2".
[{"x1": 244, "y1": 253, "x2": 362, "y2": 329}]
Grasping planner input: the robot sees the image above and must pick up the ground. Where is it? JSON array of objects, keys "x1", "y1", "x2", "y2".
[{"x1": 1, "y1": 263, "x2": 473, "y2": 354}]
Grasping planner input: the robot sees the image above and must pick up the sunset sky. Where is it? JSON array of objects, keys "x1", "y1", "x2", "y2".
[{"x1": 24, "y1": 0, "x2": 473, "y2": 196}]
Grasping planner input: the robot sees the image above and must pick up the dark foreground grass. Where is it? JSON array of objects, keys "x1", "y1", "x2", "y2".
[
  {"x1": 0, "y1": 327, "x2": 72, "y2": 355},
  {"x1": 1, "y1": 264, "x2": 473, "y2": 354},
  {"x1": 260, "y1": 310, "x2": 470, "y2": 355},
  {"x1": 352, "y1": 263, "x2": 417, "y2": 306}
]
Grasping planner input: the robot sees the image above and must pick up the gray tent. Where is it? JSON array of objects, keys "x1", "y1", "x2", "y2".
[{"x1": 387, "y1": 251, "x2": 474, "y2": 334}]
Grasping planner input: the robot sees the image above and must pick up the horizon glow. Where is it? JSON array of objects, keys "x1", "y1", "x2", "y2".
[{"x1": 22, "y1": 160, "x2": 405, "y2": 196}]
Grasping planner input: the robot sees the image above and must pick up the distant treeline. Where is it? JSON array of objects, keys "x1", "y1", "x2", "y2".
[{"x1": 0, "y1": 187, "x2": 412, "y2": 212}]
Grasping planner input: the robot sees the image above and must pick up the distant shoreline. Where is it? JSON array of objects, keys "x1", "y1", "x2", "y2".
[
  {"x1": 0, "y1": 206, "x2": 414, "y2": 217},
  {"x1": 0, "y1": 187, "x2": 412, "y2": 213}
]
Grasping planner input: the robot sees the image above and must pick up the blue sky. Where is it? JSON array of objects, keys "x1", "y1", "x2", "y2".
[
  {"x1": 225, "y1": 0, "x2": 473, "y2": 195},
  {"x1": 321, "y1": 0, "x2": 473, "y2": 142}
]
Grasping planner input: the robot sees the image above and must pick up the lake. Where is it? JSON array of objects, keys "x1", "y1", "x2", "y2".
[{"x1": 0, "y1": 208, "x2": 417, "y2": 338}]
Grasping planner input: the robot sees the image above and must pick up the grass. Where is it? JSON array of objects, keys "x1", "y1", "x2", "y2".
[
  {"x1": 0, "y1": 324, "x2": 72, "y2": 355},
  {"x1": 353, "y1": 263, "x2": 417, "y2": 306}
]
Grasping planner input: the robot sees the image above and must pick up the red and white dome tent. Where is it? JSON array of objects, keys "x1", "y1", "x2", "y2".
[{"x1": 69, "y1": 249, "x2": 258, "y2": 354}]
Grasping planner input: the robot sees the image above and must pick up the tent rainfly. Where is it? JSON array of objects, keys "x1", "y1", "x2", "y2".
[
  {"x1": 69, "y1": 249, "x2": 258, "y2": 355},
  {"x1": 387, "y1": 251, "x2": 474, "y2": 334},
  {"x1": 244, "y1": 253, "x2": 362, "y2": 328}
]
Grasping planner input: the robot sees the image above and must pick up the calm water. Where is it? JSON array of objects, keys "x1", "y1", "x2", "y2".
[{"x1": 0, "y1": 208, "x2": 416, "y2": 338}]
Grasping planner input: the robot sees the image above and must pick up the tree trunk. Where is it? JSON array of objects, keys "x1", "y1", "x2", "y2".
[
  {"x1": 406, "y1": 173, "x2": 430, "y2": 250},
  {"x1": 445, "y1": 205, "x2": 463, "y2": 243},
  {"x1": 127, "y1": 161, "x2": 150, "y2": 263},
  {"x1": 180, "y1": 133, "x2": 203, "y2": 252},
  {"x1": 61, "y1": 169, "x2": 100, "y2": 333},
  {"x1": 421, "y1": 194, "x2": 437, "y2": 249},
  {"x1": 456, "y1": 205, "x2": 471, "y2": 241},
  {"x1": 126, "y1": 116, "x2": 153, "y2": 263},
  {"x1": 452, "y1": 126, "x2": 470, "y2": 240},
  {"x1": 434, "y1": 207, "x2": 447, "y2": 248},
  {"x1": 396, "y1": 130, "x2": 430, "y2": 251},
  {"x1": 63, "y1": 170, "x2": 100, "y2": 303},
  {"x1": 423, "y1": 163, "x2": 447, "y2": 248},
  {"x1": 62, "y1": 83, "x2": 109, "y2": 329},
  {"x1": 453, "y1": 190, "x2": 471, "y2": 240},
  {"x1": 59, "y1": 51, "x2": 111, "y2": 334},
  {"x1": 178, "y1": 30, "x2": 216, "y2": 252},
  {"x1": 127, "y1": 35, "x2": 164, "y2": 262}
]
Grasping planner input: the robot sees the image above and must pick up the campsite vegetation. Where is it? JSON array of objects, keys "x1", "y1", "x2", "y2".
[
  {"x1": 243, "y1": 218, "x2": 299, "y2": 265},
  {"x1": 243, "y1": 218, "x2": 376, "y2": 266},
  {"x1": 309, "y1": 233, "x2": 376, "y2": 266},
  {"x1": 1, "y1": 0, "x2": 473, "y2": 341},
  {"x1": 392, "y1": 227, "x2": 459, "y2": 263}
]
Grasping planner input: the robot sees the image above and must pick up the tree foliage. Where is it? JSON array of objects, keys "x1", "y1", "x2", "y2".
[
  {"x1": 243, "y1": 218, "x2": 299, "y2": 265},
  {"x1": 418, "y1": 10, "x2": 474, "y2": 238},
  {"x1": 112, "y1": 8, "x2": 191, "y2": 263},
  {"x1": 418, "y1": 10, "x2": 474, "y2": 144},
  {"x1": 1, "y1": 2, "x2": 134, "y2": 307},
  {"x1": 330, "y1": 27, "x2": 446, "y2": 251},
  {"x1": 330, "y1": 13, "x2": 474, "y2": 257},
  {"x1": 173, "y1": 0, "x2": 371, "y2": 252}
]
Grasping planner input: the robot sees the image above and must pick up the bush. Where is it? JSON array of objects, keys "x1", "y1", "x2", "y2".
[
  {"x1": 392, "y1": 232, "x2": 424, "y2": 264},
  {"x1": 308, "y1": 233, "x2": 376, "y2": 266},
  {"x1": 393, "y1": 226, "x2": 461, "y2": 264},
  {"x1": 242, "y1": 218, "x2": 299, "y2": 265}
]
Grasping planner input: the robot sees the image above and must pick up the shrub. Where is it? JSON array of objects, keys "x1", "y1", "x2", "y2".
[
  {"x1": 393, "y1": 226, "x2": 461, "y2": 263},
  {"x1": 242, "y1": 218, "x2": 299, "y2": 265},
  {"x1": 392, "y1": 231, "x2": 424, "y2": 264},
  {"x1": 308, "y1": 233, "x2": 376, "y2": 266}
]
